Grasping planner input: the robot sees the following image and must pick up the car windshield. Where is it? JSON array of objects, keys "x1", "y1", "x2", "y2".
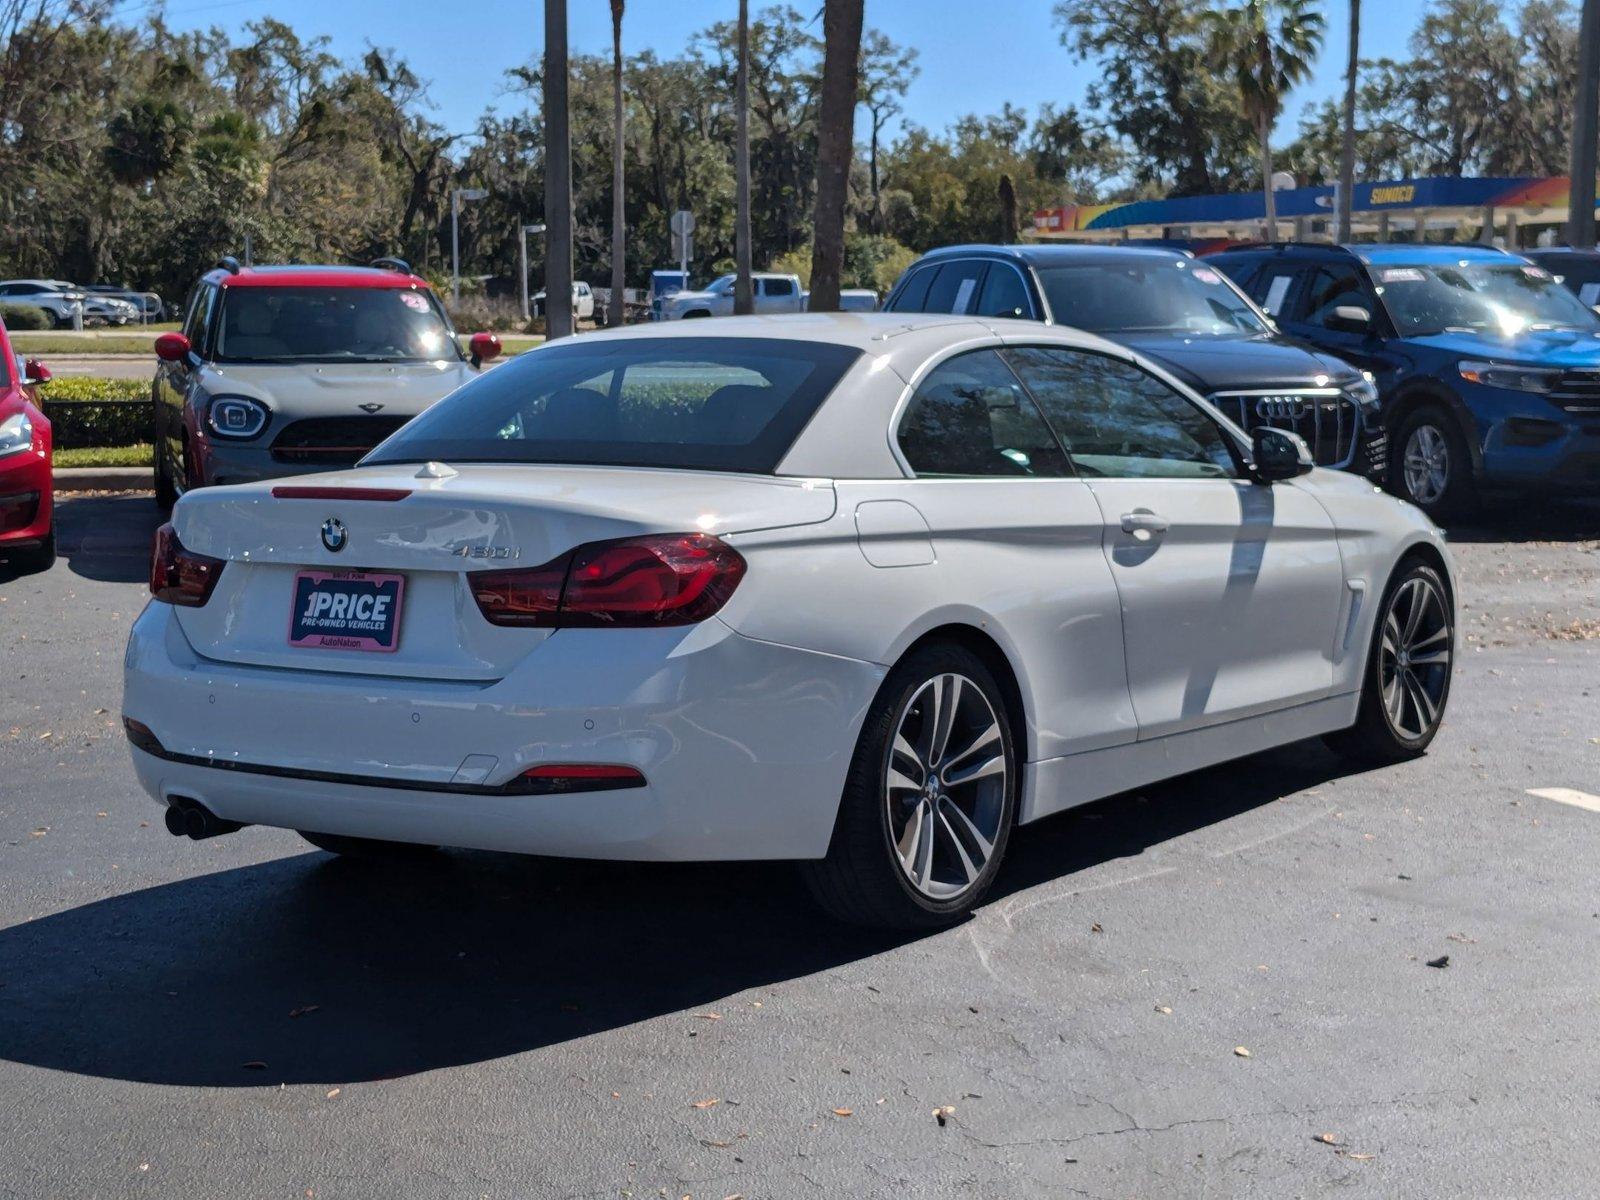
[
  {"x1": 1373, "y1": 260, "x2": 1600, "y2": 336},
  {"x1": 1035, "y1": 262, "x2": 1271, "y2": 336},
  {"x1": 363, "y1": 336, "x2": 861, "y2": 474},
  {"x1": 213, "y1": 287, "x2": 459, "y2": 363},
  {"x1": 706, "y1": 276, "x2": 735, "y2": 294}
]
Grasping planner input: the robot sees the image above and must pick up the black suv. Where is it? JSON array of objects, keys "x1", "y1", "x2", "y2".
[{"x1": 882, "y1": 244, "x2": 1385, "y2": 478}]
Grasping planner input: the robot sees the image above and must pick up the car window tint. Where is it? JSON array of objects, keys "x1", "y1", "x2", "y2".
[
  {"x1": 923, "y1": 261, "x2": 986, "y2": 315},
  {"x1": 183, "y1": 284, "x2": 215, "y2": 352},
  {"x1": 897, "y1": 349, "x2": 1069, "y2": 478},
  {"x1": 1253, "y1": 269, "x2": 1297, "y2": 316},
  {"x1": 976, "y1": 264, "x2": 1032, "y2": 318},
  {"x1": 366, "y1": 337, "x2": 860, "y2": 474},
  {"x1": 887, "y1": 264, "x2": 937, "y2": 312},
  {"x1": 765, "y1": 277, "x2": 795, "y2": 296},
  {"x1": 1298, "y1": 266, "x2": 1372, "y2": 327},
  {"x1": 1003, "y1": 346, "x2": 1237, "y2": 480}
]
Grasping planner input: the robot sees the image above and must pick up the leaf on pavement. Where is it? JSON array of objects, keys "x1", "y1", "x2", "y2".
[
  {"x1": 933, "y1": 1104, "x2": 956, "y2": 1126},
  {"x1": 325, "y1": 1088, "x2": 340, "y2": 1099},
  {"x1": 1426, "y1": 955, "x2": 1450, "y2": 969},
  {"x1": 1314, "y1": 1132, "x2": 1340, "y2": 1145},
  {"x1": 690, "y1": 1098, "x2": 720, "y2": 1109},
  {"x1": 1234, "y1": 1046, "x2": 1251, "y2": 1058},
  {"x1": 289, "y1": 1005, "x2": 321, "y2": 1018},
  {"x1": 832, "y1": 1107, "x2": 853, "y2": 1117}
]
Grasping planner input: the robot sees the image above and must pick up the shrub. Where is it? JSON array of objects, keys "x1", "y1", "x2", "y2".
[
  {"x1": 39, "y1": 377, "x2": 151, "y2": 449},
  {"x1": 0, "y1": 303, "x2": 51, "y2": 332}
]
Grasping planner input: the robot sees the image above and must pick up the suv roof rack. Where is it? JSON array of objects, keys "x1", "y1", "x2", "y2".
[
  {"x1": 370, "y1": 257, "x2": 412, "y2": 274},
  {"x1": 215, "y1": 255, "x2": 242, "y2": 274}
]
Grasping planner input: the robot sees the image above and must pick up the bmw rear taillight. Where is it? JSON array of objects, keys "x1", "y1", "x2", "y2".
[
  {"x1": 469, "y1": 533, "x2": 745, "y2": 628},
  {"x1": 149, "y1": 523, "x2": 225, "y2": 607}
]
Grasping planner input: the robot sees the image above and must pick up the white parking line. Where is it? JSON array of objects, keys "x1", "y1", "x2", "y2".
[{"x1": 1527, "y1": 787, "x2": 1600, "y2": 813}]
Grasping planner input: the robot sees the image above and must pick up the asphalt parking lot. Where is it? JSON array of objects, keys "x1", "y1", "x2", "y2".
[{"x1": 2, "y1": 493, "x2": 1598, "y2": 1199}]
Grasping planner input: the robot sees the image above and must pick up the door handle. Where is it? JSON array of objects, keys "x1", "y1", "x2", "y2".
[{"x1": 1120, "y1": 509, "x2": 1170, "y2": 535}]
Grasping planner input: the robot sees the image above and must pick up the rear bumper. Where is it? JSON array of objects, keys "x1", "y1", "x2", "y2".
[{"x1": 123, "y1": 602, "x2": 885, "y2": 860}]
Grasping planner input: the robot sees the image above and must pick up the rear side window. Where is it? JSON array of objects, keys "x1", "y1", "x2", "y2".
[
  {"x1": 896, "y1": 349, "x2": 1069, "y2": 477},
  {"x1": 1296, "y1": 266, "x2": 1373, "y2": 327},
  {"x1": 764, "y1": 277, "x2": 796, "y2": 297},
  {"x1": 887, "y1": 264, "x2": 938, "y2": 312},
  {"x1": 1003, "y1": 346, "x2": 1237, "y2": 479},
  {"x1": 976, "y1": 264, "x2": 1033, "y2": 318},
  {"x1": 923, "y1": 261, "x2": 987, "y2": 315},
  {"x1": 1247, "y1": 265, "x2": 1299, "y2": 317},
  {"x1": 365, "y1": 337, "x2": 861, "y2": 474}
]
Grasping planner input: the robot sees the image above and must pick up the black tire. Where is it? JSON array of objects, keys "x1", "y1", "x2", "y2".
[
  {"x1": 1324, "y1": 559, "x2": 1453, "y2": 765},
  {"x1": 5, "y1": 523, "x2": 55, "y2": 574},
  {"x1": 801, "y1": 641, "x2": 1018, "y2": 929},
  {"x1": 298, "y1": 830, "x2": 441, "y2": 860},
  {"x1": 1389, "y1": 405, "x2": 1477, "y2": 520},
  {"x1": 681, "y1": 309, "x2": 712, "y2": 319}
]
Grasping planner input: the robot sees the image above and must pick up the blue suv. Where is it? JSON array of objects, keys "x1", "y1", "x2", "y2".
[{"x1": 1208, "y1": 243, "x2": 1600, "y2": 518}]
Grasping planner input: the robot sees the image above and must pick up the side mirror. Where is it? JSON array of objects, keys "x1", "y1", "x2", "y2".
[
  {"x1": 22, "y1": 357, "x2": 51, "y2": 385},
  {"x1": 154, "y1": 332, "x2": 191, "y2": 362},
  {"x1": 1251, "y1": 426, "x2": 1314, "y2": 483},
  {"x1": 469, "y1": 332, "x2": 502, "y2": 368},
  {"x1": 1326, "y1": 305, "x2": 1371, "y2": 334}
]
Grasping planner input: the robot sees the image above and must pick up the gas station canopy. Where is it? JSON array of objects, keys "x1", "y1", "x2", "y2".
[{"x1": 1030, "y1": 176, "x2": 1595, "y2": 244}]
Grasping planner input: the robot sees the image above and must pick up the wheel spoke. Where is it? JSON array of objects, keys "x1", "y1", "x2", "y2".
[
  {"x1": 940, "y1": 798, "x2": 995, "y2": 863},
  {"x1": 891, "y1": 732, "x2": 925, "y2": 781},
  {"x1": 944, "y1": 752, "x2": 1006, "y2": 789},
  {"x1": 1383, "y1": 669, "x2": 1404, "y2": 725},
  {"x1": 1407, "y1": 648, "x2": 1450, "y2": 667},
  {"x1": 1382, "y1": 612, "x2": 1403, "y2": 660},
  {"x1": 937, "y1": 807, "x2": 981, "y2": 885},
  {"x1": 910, "y1": 802, "x2": 935, "y2": 886},
  {"x1": 1401, "y1": 579, "x2": 1427, "y2": 643},
  {"x1": 1404, "y1": 668, "x2": 1439, "y2": 729},
  {"x1": 943, "y1": 719, "x2": 1001, "y2": 773},
  {"x1": 886, "y1": 767, "x2": 922, "y2": 794},
  {"x1": 895, "y1": 799, "x2": 926, "y2": 869},
  {"x1": 929, "y1": 675, "x2": 961, "y2": 765}
]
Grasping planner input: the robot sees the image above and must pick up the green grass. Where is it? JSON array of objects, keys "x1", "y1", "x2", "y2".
[
  {"x1": 55, "y1": 443, "x2": 152, "y2": 468},
  {"x1": 12, "y1": 332, "x2": 166, "y2": 355}
]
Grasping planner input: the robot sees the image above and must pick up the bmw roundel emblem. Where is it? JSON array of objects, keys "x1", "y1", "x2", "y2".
[{"x1": 321, "y1": 517, "x2": 348, "y2": 553}]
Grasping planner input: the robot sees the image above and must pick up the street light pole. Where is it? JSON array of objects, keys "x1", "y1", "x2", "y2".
[
  {"x1": 451, "y1": 187, "x2": 488, "y2": 304},
  {"x1": 1569, "y1": 0, "x2": 1600, "y2": 248},
  {"x1": 544, "y1": 0, "x2": 575, "y2": 340},
  {"x1": 519, "y1": 222, "x2": 547, "y2": 322}
]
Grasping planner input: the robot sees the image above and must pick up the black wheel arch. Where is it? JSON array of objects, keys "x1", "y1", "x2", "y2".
[{"x1": 1385, "y1": 382, "x2": 1485, "y2": 482}]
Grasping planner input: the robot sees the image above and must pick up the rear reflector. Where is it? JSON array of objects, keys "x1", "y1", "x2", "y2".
[
  {"x1": 149, "y1": 523, "x2": 225, "y2": 607},
  {"x1": 123, "y1": 717, "x2": 164, "y2": 755},
  {"x1": 271, "y1": 486, "x2": 412, "y2": 501},
  {"x1": 470, "y1": 533, "x2": 745, "y2": 628},
  {"x1": 518, "y1": 764, "x2": 646, "y2": 792}
]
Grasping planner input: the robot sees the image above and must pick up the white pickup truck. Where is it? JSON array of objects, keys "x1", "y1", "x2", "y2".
[
  {"x1": 658, "y1": 272, "x2": 803, "y2": 319},
  {"x1": 657, "y1": 272, "x2": 879, "y2": 319}
]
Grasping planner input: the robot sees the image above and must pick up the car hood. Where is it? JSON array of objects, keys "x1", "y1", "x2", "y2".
[
  {"x1": 1112, "y1": 332, "x2": 1362, "y2": 392},
  {"x1": 1401, "y1": 326, "x2": 1600, "y2": 367},
  {"x1": 192, "y1": 360, "x2": 478, "y2": 417}
]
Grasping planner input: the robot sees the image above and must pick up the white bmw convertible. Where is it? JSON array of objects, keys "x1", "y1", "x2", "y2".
[{"x1": 124, "y1": 314, "x2": 1455, "y2": 928}]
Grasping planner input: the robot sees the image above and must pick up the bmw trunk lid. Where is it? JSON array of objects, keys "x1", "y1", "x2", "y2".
[{"x1": 166, "y1": 464, "x2": 836, "y2": 680}]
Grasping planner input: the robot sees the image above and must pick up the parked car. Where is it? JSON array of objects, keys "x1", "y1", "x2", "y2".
[
  {"x1": 0, "y1": 279, "x2": 84, "y2": 328},
  {"x1": 151, "y1": 258, "x2": 502, "y2": 505},
  {"x1": 533, "y1": 281, "x2": 596, "y2": 321},
  {"x1": 658, "y1": 272, "x2": 804, "y2": 319},
  {"x1": 124, "y1": 314, "x2": 1453, "y2": 928},
  {"x1": 85, "y1": 284, "x2": 164, "y2": 321},
  {"x1": 648, "y1": 269, "x2": 688, "y2": 320},
  {"x1": 1206, "y1": 242, "x2": 1600, "y2": 517},
  {"x1": 79, "y1": 290, "x2": 141, "y2": 326},
  {"x1": 883, "y1": 245, "x2": 1385, "y2": 479},
  {"x1": 1522, "y1": 247, "x2": 1600, "y2": 312},
  {"x1": 0, "y1": 319, "x2": 54, "y2": 572}
]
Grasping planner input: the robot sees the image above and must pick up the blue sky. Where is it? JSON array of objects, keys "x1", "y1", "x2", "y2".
[{"x1": 132, "y1": 0, "x2": 1428, "y2": 152}]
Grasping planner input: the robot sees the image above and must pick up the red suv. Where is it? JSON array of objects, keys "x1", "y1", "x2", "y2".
[{"x1": 0, "y1": 318, "x2": 54, "y2": 573}]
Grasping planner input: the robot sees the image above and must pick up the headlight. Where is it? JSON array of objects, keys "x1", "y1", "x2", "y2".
[
  {"x1": 1458, "y1": 360, "x2": 1560, "y2": 393},
  {"x1": 0, "y1": 412, "x2": 33, "y2": 458},
  {"x1": 1345, "y1": 373, "x2": 1379, "y2": 407},
  {"x1": 206, "y1": 395, "x2": 270, "y2": 440}
]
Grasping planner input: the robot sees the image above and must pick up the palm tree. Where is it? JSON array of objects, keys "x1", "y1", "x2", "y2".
[
  {"x1": 809, "y1": 0, "x2": 864, "y2": 312},
  {"x1": 734, "y1": 0, "x2": 753, "y2": 315},
  {"x1": 1336, "y1": 0, "x2": 1358, "y2": 242},
  {"x1": 543, "y1": 0, "x2": 573, "y2": 339},
  {"x1": 1207, "y1": 0, "x2": 1324, "y2": 238},
  {"x1": 608, "y1": 0, "x2": 625, "y2": 327}
]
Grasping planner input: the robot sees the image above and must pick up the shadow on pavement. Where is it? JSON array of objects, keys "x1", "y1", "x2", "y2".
[
  {"x1": 0, "y1": 739, "x2": 1366, "y2": 1088},
  {"x1": 58, "y1": 491, "x2": 162, "y2": 583},
  {"x1": 1442, "y1": 495, "x2": 1600, "y2": 544}
]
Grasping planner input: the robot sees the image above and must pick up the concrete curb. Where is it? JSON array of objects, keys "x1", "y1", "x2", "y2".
[{"x1": 53, "y1": 467, "x2": 153, "y2": 493}]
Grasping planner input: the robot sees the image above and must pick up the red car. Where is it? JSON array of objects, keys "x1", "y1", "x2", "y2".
[{"x1": 0, "y1": 318, "x2": 54, "y2": 572}]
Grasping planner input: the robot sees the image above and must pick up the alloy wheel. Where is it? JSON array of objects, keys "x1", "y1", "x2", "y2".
[
  {"x1": 884, "y1": 673, "x2": 1008, "y2": 900},
  {"x1": 1402, "y1": 424, "x2": 1450, "y2": 506},
  {"x1": 1379, "y1": 575, "x2": 1452, "y2": 741}
]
